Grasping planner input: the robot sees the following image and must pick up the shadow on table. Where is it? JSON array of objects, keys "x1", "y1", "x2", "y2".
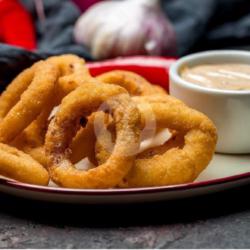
[{"x1": 0, "y1": 184, "x2": 250, "y2": 228}]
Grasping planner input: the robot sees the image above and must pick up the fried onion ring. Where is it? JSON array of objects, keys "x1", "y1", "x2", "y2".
[
  {"x1": 97, "y1": 70, "x2": 167, "y2": 96},
  {"x1": 10, "y1": 99, "x2": 56, "y2": 167},
  {"x1": 47, "y1": 54, "x2": 91, "y2": 100},
  {"x1": 11, "y1": 55, "x2": 91, "y2": 166},
  {"x1": 45, "y1": 82, "x2": 141, "y2": 188},
  {"x1": 0, "y1": 143, "x2": 49, "y2": 185},
  {"x1": 47, "y1": 54, "x2": 89, "y2": 76},
  {"x1": 96, "y1": 95, "x2": 217, "y2": 187},
  {"x1": 13, "y1": 119, "x2": 98, "y2": 169},
  {"x1": 0, "y1": 61, "x2": 59, "y2": 143},
  {"x1": 0, "y1": 62, "x2": 40, "y2": 119}
]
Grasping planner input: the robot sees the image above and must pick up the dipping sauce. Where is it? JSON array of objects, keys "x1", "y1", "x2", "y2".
[{"x1": 181, "y1": 64, "x2": 250, "y2": 90}]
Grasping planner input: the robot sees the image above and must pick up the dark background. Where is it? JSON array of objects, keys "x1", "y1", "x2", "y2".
[
  {"x1": 2, "y1": 0, "x2": 250, "y2": 86},
  {"x1": 163, "y1": 0, "x2": 250, "y2": 56},
  {"x1": 1, "y1": 184, "x2": 250, "y2": 248}
]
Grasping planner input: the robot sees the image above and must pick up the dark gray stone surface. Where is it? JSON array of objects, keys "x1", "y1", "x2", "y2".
[{"x1": 1, "y1": 184, "x2": 250, "y2": 249}]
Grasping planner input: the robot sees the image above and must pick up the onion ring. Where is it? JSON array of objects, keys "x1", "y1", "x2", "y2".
[
  {"x1": 0, "y1": 60, "x2": 58, "y2": 184},
  {"x1": 96, "y1": 94, "x2": 217, "y2": 187},
  {"x1": 0, "y1": 61, "x2": 59, "y2": 143},
  {"x1": 97, "y1": 70, "x2": 167, "y2": 96},
  {"x1": 45, "y1": 82, "x2": 141, "y2": 188},
  {"x1": 47, "y1": 54, "x2": 89, "y2": 76},
  {"x1": 0, "y1": 62, "x2": 40, "y2": 119},
  {"x1": 47, "y1": 54, "x2": 91, "y2": 100},
  {"x1": 14, "y1": 117, "x2": 98, "y2": 168},
  {"x1": 10, "y1": 99, "x2": 56, "y2": 167},
  {"x1": 11, "y1": 55, "x2": 91, "y2": 166},
  {"x1": 0, "y1": 143, "x2": 49, "y2": 185}
]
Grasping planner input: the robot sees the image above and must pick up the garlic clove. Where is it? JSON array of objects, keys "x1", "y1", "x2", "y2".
[{"x1": 74, "y1": 0, "x2": 176, "y2": 59}]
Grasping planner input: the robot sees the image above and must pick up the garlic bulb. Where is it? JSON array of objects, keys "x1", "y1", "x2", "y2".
[{"x1": 74, "y1": 0, "x2": 176, "y2": 59}]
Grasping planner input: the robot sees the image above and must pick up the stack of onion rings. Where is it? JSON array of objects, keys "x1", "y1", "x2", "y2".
[{"x1": 0, "y1": 55, "x2": 217, "y2": 188}]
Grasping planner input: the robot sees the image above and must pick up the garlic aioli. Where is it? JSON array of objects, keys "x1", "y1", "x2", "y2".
[{"x1": 181, "y1": 64, "x2": 250, "y2": 90}]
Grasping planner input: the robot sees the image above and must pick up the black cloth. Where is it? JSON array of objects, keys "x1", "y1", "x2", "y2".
[
  {"x1": 0, "y1": 0, "x2": 91, "y2": 86},
  {"x1": 162, "y1": 0, "x2": 250, "y2": 56}
]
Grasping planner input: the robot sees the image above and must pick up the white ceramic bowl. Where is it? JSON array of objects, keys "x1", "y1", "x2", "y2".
[{"x1": 169, "y1": 50, "x2": 250, "y2": 154}]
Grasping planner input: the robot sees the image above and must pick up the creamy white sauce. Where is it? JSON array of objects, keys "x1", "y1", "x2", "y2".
[{"x1": 181, "y1": 64, "x2": 250, "y2": 90}]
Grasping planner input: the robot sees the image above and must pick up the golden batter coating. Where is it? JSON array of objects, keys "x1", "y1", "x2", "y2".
[
  {"x1": 0, "y1": 143, "x2": 49, "y2": 185},
  {"x1": 96, "y1": 95, "x2": 217, "y2": 187},
  {"x1": 97, "y1": 70, "x2": 167, "y2": 96},
  {"x1": 45, "y1": 82, "x2": 141, "y2": 188}
]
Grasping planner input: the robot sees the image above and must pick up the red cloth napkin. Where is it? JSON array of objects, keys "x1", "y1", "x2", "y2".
[{"x1": 0, "y1": 0, "x2": 36, "y2": 50}]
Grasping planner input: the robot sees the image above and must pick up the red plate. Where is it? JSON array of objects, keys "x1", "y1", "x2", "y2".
[{"x1": 87, "y1": 56, "x2": 176, "y2": 91}]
